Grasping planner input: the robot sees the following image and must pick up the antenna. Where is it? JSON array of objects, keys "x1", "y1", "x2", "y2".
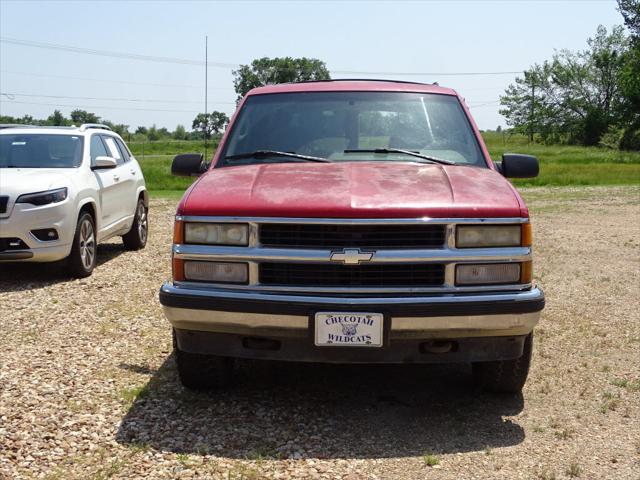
[{"x1": 204, "y1": 35, "x2": 208, "y2": 162}]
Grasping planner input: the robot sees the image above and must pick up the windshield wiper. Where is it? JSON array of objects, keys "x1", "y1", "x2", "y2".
[
  {"x1": 343, "y1": 148, "x2": 454, "y2": 165},
  {"x1": 225, "y1": 150, "x2": 332, "y2": 163}
]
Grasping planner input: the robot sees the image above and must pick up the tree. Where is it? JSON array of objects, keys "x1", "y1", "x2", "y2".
[
  {"x1": 192, "y1": 112, "x2": 229, "y2": 138},
  {"x1": 232, "y1": 57, "x2": 331, "y2": 100},
  {"x1": 46, "y1": 110, "x2": 68, "y2": 126},
  {"x1": 70, "y1": 109, "x2": 100, "y2": 125},
  {"x1": 617, "y1": 0, "x2": 640, "y2": 38},
  {"x1": 147, "y1": 124, "x2": 161, "y2": 141},
  {"x1": 618, "y1": 0, "x2": 640, "y2": 149},
  {"x1": 173, "y1": 124, "x2": 187, "y2": 140},
  {"x1": 500, "y1": 25, "x2": 630, "y2": 146}
]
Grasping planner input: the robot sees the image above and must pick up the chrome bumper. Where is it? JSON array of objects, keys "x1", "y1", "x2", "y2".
[{"x1": 160, "y1": 283, "x2": 544, "y2": 339}]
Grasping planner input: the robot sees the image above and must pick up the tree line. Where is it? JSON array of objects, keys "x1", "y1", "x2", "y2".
[
  {"x1": 500, "y1": 0, "x2": 639, "y2": 150},
  {"x1": 0, "y1": 109, "x2": 226, "y2": 142}
]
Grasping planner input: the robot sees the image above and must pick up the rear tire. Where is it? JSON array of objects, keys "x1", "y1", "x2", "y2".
[
  {"x1": 173, "y1": 330, "x2": 234, "y2": 390},
  {"x1": 122, "y1": 198, "x2": 148, "y2": 251},
  {"x1": 472, "y1": 333, "x2": 533, "y2": 393},
  {"x1": 67, "y1": 212, "x2": 97, "y2": 278}
]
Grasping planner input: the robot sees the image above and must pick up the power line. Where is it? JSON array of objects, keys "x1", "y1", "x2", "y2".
[
  {"x1": 1, "y1": 36, "x2": 524, "y2": 77},
  {"x1": 0, "y1": 37, "x2": 237, "y2": 67},
  {"x1": 0, "y1": 91, "x2": 236, "y2": 105},
  {"x1": 0, "y1": 69, "x2": 234, "y2": 90},
  {"x1": 0, "y1": 99, "x2": 204, "y2": 114}
]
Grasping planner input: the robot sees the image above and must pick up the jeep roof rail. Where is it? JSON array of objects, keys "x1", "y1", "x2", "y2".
[
  {"x1": 79, "y1": 123, "x2": 112, "y2": 132},
  {"x1": 0, "y1": 124, "x2": 39, "y2": 129}
]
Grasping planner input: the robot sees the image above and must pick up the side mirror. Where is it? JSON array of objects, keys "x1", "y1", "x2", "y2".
[
  {"x1": 171, "y1": 153, "x2": 209, "y2": 177},
  {"x1": 92, "y1": 156, "x2": 117, "y2": 170},
  {"x1": 499, "y1": 153, "x2": 539, "y2": 178}
]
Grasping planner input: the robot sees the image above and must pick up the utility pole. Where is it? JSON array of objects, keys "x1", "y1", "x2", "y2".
[
  {"x1": 204, "y1": 35, "x2": 208, "y2": 162},
  {"x1": 529, "y1": 82, "x2": 535, "y2": 145}
]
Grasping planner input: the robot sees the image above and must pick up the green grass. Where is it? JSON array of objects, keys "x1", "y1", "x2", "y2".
[
  {"x1": 483, "y1": 131, "x2": 640, "y2": 186},
  {"x1": 140, "y1": 135, "x2": 640, "y2": 198},
  {"x1": 423, "y1": 453, "x2": 440, "y2": 467}
]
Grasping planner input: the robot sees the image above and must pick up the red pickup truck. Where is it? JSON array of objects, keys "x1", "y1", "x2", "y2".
[{"x1": 160, "y1": 80, "x2": 545, "y2": 393}]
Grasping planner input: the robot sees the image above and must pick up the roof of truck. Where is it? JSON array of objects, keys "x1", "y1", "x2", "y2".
[{"x1": 247, "y1": 79, "x2": 458, "y2": 96}]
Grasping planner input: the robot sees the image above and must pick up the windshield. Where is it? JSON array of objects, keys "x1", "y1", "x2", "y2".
[
  {"x1": 0, "y1": 134, "x2": 84, "y2": 168},
  {"x1": 220, "y1": 91, "x2": 485, "y2": 167}
]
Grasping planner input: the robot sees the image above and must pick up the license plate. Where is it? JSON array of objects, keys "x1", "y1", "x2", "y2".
[{"x1": 314, "y1": 312, "x2": 383, "y2": 347}]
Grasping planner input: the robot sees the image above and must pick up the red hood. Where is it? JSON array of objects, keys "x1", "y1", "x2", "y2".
[{"x1": 179, "y1": 162, "x2": 526, "y2": 218}]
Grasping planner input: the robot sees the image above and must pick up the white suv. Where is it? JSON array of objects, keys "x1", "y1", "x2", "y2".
[{"x1": 0, "y1": 123, "x2": 148, "y2": 277}]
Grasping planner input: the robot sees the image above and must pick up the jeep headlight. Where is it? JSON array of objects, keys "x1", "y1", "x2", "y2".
[
  {"x1": 16, "y1": 187, "x2": 67, "y2": 206},
  {"x1": 184, "y1": 223, "x2": 249, "y2": 246},
  {"x1": 456, "y1": 225, "x2": 523, "y2": 248}
]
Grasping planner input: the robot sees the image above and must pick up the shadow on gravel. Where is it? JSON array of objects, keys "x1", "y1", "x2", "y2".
[
  {"x1": 116, "y1": 355, "x2": 525, "y2": 459},
  {"x1": 0, "y1": 243, "x2": 125, "y2": 292}
]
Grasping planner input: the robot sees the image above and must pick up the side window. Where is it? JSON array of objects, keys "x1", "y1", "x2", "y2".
[
  {"x1": 90, "y1": 135, "x2": 108, "y2": 165},
  {"x1": 114, "y1": 138, "x2": 131, "y2": 163},
  {"x1": 103, "y1": 136, "x2": 124, "y2": 165}
]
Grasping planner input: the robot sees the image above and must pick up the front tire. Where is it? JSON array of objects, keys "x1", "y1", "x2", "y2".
[
  {"x1": 472, "y1": 333, "x2": 533, "y2": 393},
  {"x1": 173, "y1": 330, "x2": 234, "y2": 391},
  {"x1": 68, "y1": 212, "x2": 97, "y2": 278},
  {"x1": 122, "y1": 198, "x2": 148, "y2": 251}
]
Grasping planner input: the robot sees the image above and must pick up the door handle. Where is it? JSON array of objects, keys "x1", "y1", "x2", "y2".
[
  {"x1": 130, "y1": 168, "x2": 136, "y2": 175},
  {"x1": 113, "y1": 175, "x2": 120, "y2": 182}
]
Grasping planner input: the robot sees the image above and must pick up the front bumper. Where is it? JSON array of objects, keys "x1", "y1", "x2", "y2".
[
  {"x1": 160, "y1": 283, "x2": 544, "y2": 363},
  {"x1": 0, "y1": 199, "x2": 74, "y2": 262}
]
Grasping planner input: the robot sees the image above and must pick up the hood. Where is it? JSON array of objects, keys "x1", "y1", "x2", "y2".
[
  {"x1": 0, "y1": 168, "x2": 75, "y2": 195},
  {"x1": 179, "y1": 162, "x2": 526, "y2": 218}
]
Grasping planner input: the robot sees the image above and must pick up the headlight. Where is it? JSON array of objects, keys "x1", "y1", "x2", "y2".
[
  {"x1": 16, "y1": 187, "x2": 67, "y2": 206},
  {"x1": 456, "y1": 225, "x2": 522, "y2": 248},
  {"x1": 184, "y1": 223, "x2": 248, "y2": 245},
  {"x1": 184, "y1": 261, "x2": 248, "y2": 283},
  {"x1": 456, "y1": 263, "x2": 521, "y2": 285}
]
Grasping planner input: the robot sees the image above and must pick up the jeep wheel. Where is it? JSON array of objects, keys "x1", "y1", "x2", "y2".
[
  {"x1": 68, "y1": 212, "x2": 97, "y2": 278},
  {"x1": 122, "y1": 198, "x2": 148, "y2": 251},
  {"x1": 472, "y1": 333, "x2": 533, "y2": 393},
  {"x1": 173, "y1": 330, "x2": 233, "y2": 390}
]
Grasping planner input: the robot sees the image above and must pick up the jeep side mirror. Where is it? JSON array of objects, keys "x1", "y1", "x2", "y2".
[
  {"x1": 92, "y1": 156, "x2": 117, "y2": 170},
  {"x1": 498, "y1": 153, "x2": 539, "y2": 178},
  {"x1": 171, "y1": 153, "x2": 209, "y2": 176}
]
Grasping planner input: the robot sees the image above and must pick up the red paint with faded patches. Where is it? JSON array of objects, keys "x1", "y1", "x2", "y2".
[{"x1": 177, "y1": 81, "x2": 528, "y2": 219}]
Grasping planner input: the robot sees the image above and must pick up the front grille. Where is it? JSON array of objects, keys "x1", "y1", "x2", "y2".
[
  {"x1": 0, "y1": 196, "x2": 8, "y2": 214},
  {"x1": 259, "y1": 223, "x2": 446, "y2": 249},
  {"x1": 0, "y1": 238, "x2": 29, "y2": 252},
  {"x1": 259, "y1": 262, "x2": 445, "y2": 287}
]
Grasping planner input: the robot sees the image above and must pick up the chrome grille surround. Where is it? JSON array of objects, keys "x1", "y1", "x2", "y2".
[{"x1": 173, "y1": 216, "x2": 531, "y2": 294}]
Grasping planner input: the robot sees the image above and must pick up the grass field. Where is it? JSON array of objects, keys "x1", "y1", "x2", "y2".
[{"x1": 131, "y1": 134, "x2": 640, "y2": 198}]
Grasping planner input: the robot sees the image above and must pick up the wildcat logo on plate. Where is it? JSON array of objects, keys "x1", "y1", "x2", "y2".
[{"x1": 314, "y1": 312, "x2": 383, "y2": 347}]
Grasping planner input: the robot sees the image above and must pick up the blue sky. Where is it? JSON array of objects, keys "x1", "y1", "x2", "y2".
[{"x1": 0, "y1": 0, "x2": 625, "y2": 131}]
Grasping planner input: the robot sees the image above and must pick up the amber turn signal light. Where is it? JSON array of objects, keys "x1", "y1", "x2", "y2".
[
  {"x1": 521, "y1": 223, "x2": 532, "y2": 247},
  {"x1": 173, "y1": 220, "x2": 184, "y2": 244},
  {"x1": 520, "y1": 261, "x2": 533, "y2": 284},
  {"x1": 172, "y1": 257, "x2": 185, "y2": 281}
]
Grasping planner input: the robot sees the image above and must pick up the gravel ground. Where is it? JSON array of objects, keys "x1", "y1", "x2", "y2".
[{"x1": 1, "y1": 186, "x2": 639, "y2": 480}]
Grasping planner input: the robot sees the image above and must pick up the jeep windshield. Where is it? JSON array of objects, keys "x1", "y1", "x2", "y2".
[
  {"x1": 220, "y1": 91, "x2": 485, "y2": 167},
  {"x1": 0, "y1": 134, "x2": 84, "y2": 168}
]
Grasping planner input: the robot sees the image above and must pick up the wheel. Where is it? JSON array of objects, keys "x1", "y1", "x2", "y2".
[
  {"x1": 67, "y1": 212, "x2": 97, "y2": 278},
  {"x1": 122, "y1": 198, "x2": 148, "y2": 251},
  {"x1": 472, "y1": 333, "x2": 533, "y2": 393},
  {"x1": 173, "y1": 330, "x2": 234, "y2": 390}
]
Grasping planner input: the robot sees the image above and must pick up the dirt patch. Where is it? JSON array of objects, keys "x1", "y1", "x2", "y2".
[{"x1": 1, "y1": 186, "x2": 638, "y2": 479}]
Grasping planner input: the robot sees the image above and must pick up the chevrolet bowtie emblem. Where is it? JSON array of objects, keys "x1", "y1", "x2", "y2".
[{"x1": 330, "y1": 248, "x2": 374, "y2": 265}]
